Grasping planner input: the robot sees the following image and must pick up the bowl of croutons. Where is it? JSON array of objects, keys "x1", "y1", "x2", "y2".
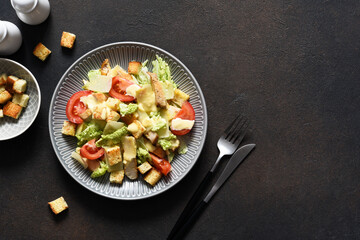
[{"x1": 0, "y1": 58, "x2": 41, "y2": 140}]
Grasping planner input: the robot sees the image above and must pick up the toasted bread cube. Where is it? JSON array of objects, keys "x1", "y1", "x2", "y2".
[
  {"x1": 0, "y1": 73, "x2": 7, "y2": 86},
  {"x1": 0, "y1": 90, "x2": 12, "y2": 104},
  {"x1": 127, "y1": 120, "x2": 146, "y2": 138},
  {"x1": 6, "y1": 75, "x2": 18, "y2": 93},
  {"x1": 3, "y1": 101, "x2": 22, "y2": 119},
  {"x1": 144, "y1": 168, "x2": 162, "y2": 186},
  {"x1": 13, "y1": 79, "x2": 27, "y2": 94},
  {"x1": 148, "y1": 72, "x2": 167, "y2": 108},
  {"x1": 48, "y1": 196, "x2": 68, "y2": 215},
  {"x1": 105, "y1": 146, "x2": 122, "y2": 166},
  {"x1": 12, "y1": 93, "x2": 30, "y2": 107},
  {"x1": 93, "y1": 92, "x2": 108, "y2": 102},
  {"x1": 33, "y1": 43, "x2": 51, "y2": 61},
  {"x1": 105, "y1": 97, "x2": 120, "y2": 111},
  {"x1": 120, "y1": 114, "x2": 137, "y2": 125},
  {"x1": 138, "y1": 161, "x2": 152, "y2": 175},
  {"x1": 0, "y1": 85, "x2": 5, "y2": 93},
  {"x1": 60, "y1": 31, "x2": 76, "y2": 49},
  {"x1": 93, "y1": 106, "x2": 107, "y2": 120},
  {"x1": 78, "y1": 108, "x2": 92, "y2": 122},
  {"x1": 144, "y1": 131, "x2": 158, "y2": 144},
  {"x1": 173, "y1": 89, "x2": 190, "y2": 107},
  {"x1": 110, "y1": 170, "x2": 124, "y2": 184},
  {"x1": 0, "y1": 109, "x2": 3, "y2": 118},
  {"x1": 62, "y1": 120, "x2": 76, "y2": 136},
  {"x1": 128, "y1": 61, "x2": 141, "y2": 75},
  {"x1": 106, "y1": 110, "x2": 120, "y2": 122}
]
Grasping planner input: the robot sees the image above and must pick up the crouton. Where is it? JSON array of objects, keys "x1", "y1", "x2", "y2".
[
  {"x1": 48, "y1": 197, "x2": 68, "y2": 215},
  {"x1": 3, "y1": 101, "x2": 22, "y2": 119},
  {"x1": 128, "y1": 61, "x2": 141, "y2": 75},
  {"x1": 5, "y1": 75, "x2": 18, "y2": 93},
  {"x1": 78, "y1": 108, "x2": 92, "y2": 122},
  {"x1": 105, "y1": 97, "x2": 120, "y2": 111},
  {"x1": 144, "y1": 168, "x2": 162, "y2": 186},
  {"x1": 127, "y1": 120, "x2": 146, "y2": 138},
  {"x1": 93, "y1": 105, "x2": 107, "y2": 120},
  {"x1": 172, "y1": 89, "x2": 190, "y2": 107},
  {"x1": 106, "y1": 110, "x2": 120, "y2": 122},
  {"x1": 148, "y1": 72, "x2": 167, "y2": 108},
  {"x1": 104, "y1": 146, "x2": 122, "y2": 166},
  {"x1": 12, "y1": 93, "x2": 30, "y2": 107},
  {"x1": 0, "y1": 90, "x2": 12, "y2": 104},
  {"x1": 62, "y1": 120, "x2": 76, "y2": 136},
  {"x1": 93, "y1": 92, "x2": 108, "y2": 102},
  {"x1": 144, "y1": 131, "x2": 158, "y2": 144},
  {"x1": 110, "y1": 170, "x2": 124, "y2": 184},
  {"x1": 13, "y1": 79, "x2": 27, "y2": 94},
  {"x1": 0, "y1": 73, "x2": 7, "y2": 85},
  {"x1": 0, "y1": 85, "x2": 5, "y2": 93},
  {"x1": 100, "y1": 59, "x2": 110, "y2": 76},
  {"x1": 138, "y1": 161, "x2": 152, "y2": 175},
  {"x1": 60, "y1": 31, "x2": 76, "y2": 49},
  {"x1": 33, "y1": 43, "x2": 51, "y2": 61},
  {"x1": 0, "y1": 109, "x2": 3, "y2": 118},
  {"x1": 151, "y1": 147, "x2": 166, "y2": 159}
]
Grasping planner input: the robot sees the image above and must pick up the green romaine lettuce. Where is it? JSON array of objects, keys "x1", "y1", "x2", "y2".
[
  {"x1": 158, "y1": 134, "x2": 178, "y2": 151},
  {"x1": 137, "y1": 147, "x2": 151, "y2": 164},
  {"x1": 76, "y1": 122, "x2": 102, "y2": 146},
  {"x1": 119, "y1": 103, "x2": 138, "y2": 116},
  {"x1": 96, "y1": 126, "x2": 128, "y2": 147},
  {"x1": 91, "y1": 161, "x2": 108, "y2": 178},
  {"x1": 152, "y1": 55, "x2": 176, "y2": 88}
]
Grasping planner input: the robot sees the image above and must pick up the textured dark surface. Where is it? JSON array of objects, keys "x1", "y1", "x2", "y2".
[{"x1": 1, "y1": 1, "x2": 360, "y2": 239}]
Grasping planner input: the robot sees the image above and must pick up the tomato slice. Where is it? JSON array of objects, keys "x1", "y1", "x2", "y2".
[
  {"x1": 109, "y1": 76, "x2": 135, "y2": 102},
  {"x1": 171, "y1": 101, "x2": 195, "y2": 136},
  {"x1": 66, "y1": 90, "x2": 92, "y2": 124},
  {"x1": 150, "y1": 153, "x2": 171, "y2": 176},
  {"x1": 80, "y1": 139, "x2": 105, "y2": 160}
]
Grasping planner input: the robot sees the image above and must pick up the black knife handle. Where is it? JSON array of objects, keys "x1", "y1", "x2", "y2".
[
  {"x1": 167, "y1": 170, "x2": 213, "y2": 240},
  {"x1": 170, "y1": 200, "x2": 208, "y2": 240}
]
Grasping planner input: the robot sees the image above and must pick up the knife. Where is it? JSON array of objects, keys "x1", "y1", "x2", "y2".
[{"x1": 168, "y1": 144, "x2": 256, "y2": 240}]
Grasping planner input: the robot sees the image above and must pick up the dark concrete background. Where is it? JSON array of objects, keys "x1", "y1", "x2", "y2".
[{"x1": 1, "y1": 1, "x2": 360, "y2": 239}]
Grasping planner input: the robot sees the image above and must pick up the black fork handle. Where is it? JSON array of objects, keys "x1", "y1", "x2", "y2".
[{"x1": 167, "y1": 170, "x2": 213, "y2": 240}]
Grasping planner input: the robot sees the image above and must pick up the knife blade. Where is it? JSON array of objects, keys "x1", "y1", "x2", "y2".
[
  {"x1": 168, "y1": 143, "x2": 256, "y2": 240},
  {"x1": 204, "y1": 143, "x2": 256, "y2": 203}
]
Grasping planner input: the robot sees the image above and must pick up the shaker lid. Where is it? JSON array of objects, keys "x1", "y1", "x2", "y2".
[
  {"x1": 0, "y1": 21, "x2": 7, "y2": 43},
  {"x1": 11, "y1": 0, "x2": 38, "y2": 13}
]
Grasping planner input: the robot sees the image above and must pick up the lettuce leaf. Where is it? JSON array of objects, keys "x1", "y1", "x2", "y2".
[
  {"x1": 152, "y1": 55, "x2": 176, "y2": 88},
  {"x1": 91, "y1": 161, "x2": 108, "y2": 178}
]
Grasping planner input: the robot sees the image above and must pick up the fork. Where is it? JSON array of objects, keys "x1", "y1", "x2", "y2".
[{"x1": 167, "y1": 114, "x2": 248, "y2": 240}]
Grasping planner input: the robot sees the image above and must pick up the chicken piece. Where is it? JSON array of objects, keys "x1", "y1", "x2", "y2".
[
  {"x1": 100, "y1": 59, "x2": 111, "y2": 76},
  {"x1": 144, "y1": 131, "x2": 158, "y2": 145},
  {"x1": 148, "y1": 72, "x2": 166, "y2": 108},
  {"x1": 122, "y1": 136, "x2": 138, "y2": 179}
]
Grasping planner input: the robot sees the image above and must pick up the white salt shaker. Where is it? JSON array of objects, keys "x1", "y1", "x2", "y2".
[
  {"x1": 11, "y1": 0, "x2": 50, "y2": 25},
  {"x1": 0, "y1": 20, "x2": 22, "y2": 55}
]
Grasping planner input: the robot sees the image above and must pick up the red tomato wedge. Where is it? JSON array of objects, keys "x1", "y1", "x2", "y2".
[
  {"x1": 171, "y1": 101, "x2": 195, "y2": 136},
  {"x1": 80, "y1": 139, "x2": 105, "y2": 160},
  {"x1": 66, "y1": 90, "x2": 92, "y2": 124},
  {"x1": 109, "y1": 76, "x2": 136, "y2": 102},
  {"x1": 150, "y1": 153, "x2": 171, "y2": 176}
]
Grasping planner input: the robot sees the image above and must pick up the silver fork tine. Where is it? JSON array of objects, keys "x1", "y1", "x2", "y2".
[
  {"x1": 223, "y1": 114, "x2": 242, "y2": 135},
  {"x1": 224, "y1": 114, "x2": 243, "y2": 138},
  {"x1": 232, "y1": 120, "x2": 249, "y2": 145},
  {"x1": 227, "y1": 117, "x2": 246, "y2": 141}
]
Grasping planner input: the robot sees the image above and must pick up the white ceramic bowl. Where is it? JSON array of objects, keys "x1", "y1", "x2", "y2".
[{"x1": 0, "y1": 58, "x2": 41, "y2": 140}]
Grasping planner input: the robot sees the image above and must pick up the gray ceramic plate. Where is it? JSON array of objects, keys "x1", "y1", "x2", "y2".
[
  {"x1": 0, "y1": 58, "x2": 41, "y2": 140},
  {"x1": 49, "y1": 42, "x2": 207, "y2": 200}
]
